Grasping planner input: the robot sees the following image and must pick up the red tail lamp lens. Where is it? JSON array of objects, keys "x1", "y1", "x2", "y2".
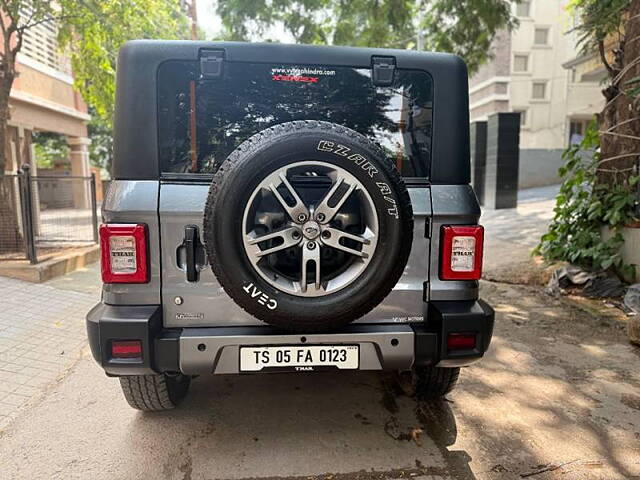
[
  {"x1": 111, "y1": 340, "x2": 142, "y2": 359},
  {"x1": 447, "y1": 333, "x2": 477, "y2": 351},
  {"x1": 440, "y1": 225, "x2": 484, "y2": 280},
  {"x1": 100, "y1": 224, "x2": 148, "y2": 283}
]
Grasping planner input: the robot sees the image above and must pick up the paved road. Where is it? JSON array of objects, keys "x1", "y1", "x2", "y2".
[
  {"x1": 482, "y1": 185, "x2": 559, "y2": 270},
  {"x1": 1, "y1": 185, "x2": 640, "y2": 479}
]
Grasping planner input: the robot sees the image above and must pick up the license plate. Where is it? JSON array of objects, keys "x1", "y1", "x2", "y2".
[{"x1": 240, "y1": 345, "x2": 359, "y2": 372}]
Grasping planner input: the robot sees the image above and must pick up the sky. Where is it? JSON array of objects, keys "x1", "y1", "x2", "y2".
[
  {"x1": 195, "y1": 0, "x2": 294, "y2": 42},
  {"x1": 195, "y1": 0, "x2": 221, "y2": 40}
]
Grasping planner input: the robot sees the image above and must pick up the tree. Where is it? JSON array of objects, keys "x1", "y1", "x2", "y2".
[
  {"x1": 58, "y1": 0, "x2": 190, "y2": 124},
  {"x1": 0, "y1": 1, "x2": 63, "y2": 253},
  {"x1": 87, "y1": 113, "x2": 113, "y2": 175},
  {"x1": 32, "y1": 132, "x2": 69, "y2": 169},
  {"x1": 0, "y1": 1, "x2": 57, "y2": 174},
  {"x1": 536, "y1": 1, "x2": 640, "y2": 278},
  {"x1": 0, "y1": 1, "x2": 188, "y2": 254},
  {"x1": 0, "y1": 1, "x2": 189, "y2": 174},
  {"x1": 568, "y1": 0, "x2": 639, "y2": 188},
  {"x1": 215, "y1": 0, "x2": 518, "y2": 74}
]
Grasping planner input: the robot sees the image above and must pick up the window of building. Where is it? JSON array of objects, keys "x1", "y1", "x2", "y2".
[
  {"x1": 516, "y1": 1, "x2": 531, "y2": 17},
  {"x1": 513, "y1": 54, "x2": 529, "y2": 72},
  {"x1": 532, "y1": 81, "x2": 547, "y2": 99},
  {"x1": 569, "y1": 119, "x2": 589, "y2": 145},
  {"x1": 534, "y1": 27, "x2": 550, "y2": 45}
]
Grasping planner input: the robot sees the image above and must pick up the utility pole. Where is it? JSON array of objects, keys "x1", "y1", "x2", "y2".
[{"x1": 187, "y1": 0, "x2": 198, "y2": 40}]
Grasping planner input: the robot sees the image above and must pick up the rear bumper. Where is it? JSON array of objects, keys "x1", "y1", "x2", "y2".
[{"x1": 86, "y1": 300, "x2": 494, "y2": 376}]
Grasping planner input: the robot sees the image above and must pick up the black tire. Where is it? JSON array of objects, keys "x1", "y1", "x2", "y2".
[
  {"x1": 203, "y1": 120, "x2": 413, "y2": 332},
  {"x1": 413, "y1": 367, "x2": 460, "y2": 399},
  {"x1": 118, "y1": 374, "x2": 191, "y2": 411}
]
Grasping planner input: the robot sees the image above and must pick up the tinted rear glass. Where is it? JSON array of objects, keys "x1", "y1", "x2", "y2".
[{"x1": 158, "y1": 61, "x2": 433, "y2": 178}]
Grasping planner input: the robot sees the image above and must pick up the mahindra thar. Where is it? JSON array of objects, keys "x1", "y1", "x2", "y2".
[{"x1": 87, "y1": 40, "x2": 494, "y2": 411}]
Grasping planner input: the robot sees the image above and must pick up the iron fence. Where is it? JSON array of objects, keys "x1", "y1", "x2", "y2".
[{"x1": 0, "y1": 165, "x2": 99, "y2": 264}]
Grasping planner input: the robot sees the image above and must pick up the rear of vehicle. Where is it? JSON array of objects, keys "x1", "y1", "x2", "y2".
[{"x1": 87, "y1": 41, "x2": 494, "y2": 411}]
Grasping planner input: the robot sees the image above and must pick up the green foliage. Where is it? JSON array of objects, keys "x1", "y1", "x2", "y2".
[
  {"x1": 420, "y1": 0, "x2": 517, "y2": 74},
  {"x1": 32, "y1": 132, "x2": 70, "y2": 169},
  {"x1": 58, "y1": 0, "x2": 190, "y2": 124},
  {"x1": 216, "y1": 0, "x2": 518, "y2": 74},
  {"x1": 567, "y1": 0, "x2": 631, "y2": 53},
  {"x1": 87, "y1": 112, "x2": 113, "y2": 177},
  {"x1": 535, "y1": 120, "x2": 638, "y2": 280}
]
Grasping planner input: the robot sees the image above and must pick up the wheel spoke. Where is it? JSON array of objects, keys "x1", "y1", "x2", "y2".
[
  {"x1": 246, "y1": 227, "x2": 301, "y2": 258},
  {"x1": 321, "y1": 227, "x2": 370, "y2": 258},
  {"x1": 242, "y1": 160, "x2": 379, "y2": 297},
  {"x1": 300, "y1": 242, "x2": 321, "y2": 293},
  {"x1": 314, "y1": 175, "x2": 357, "y2": 223},
  {"x1": 269, "y1": 172, "x2": 309, "y2": 222}
]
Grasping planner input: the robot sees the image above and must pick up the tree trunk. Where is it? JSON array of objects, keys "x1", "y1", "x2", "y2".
[
  {"x1": 0, "y1": 8, "x2": 31, "y2": 256},
  {"x1": 597, "y1": 0, "x2": 640, "y2": 187},
  {"x1": 0, "y1": 78, "x2": 25, "y2": 255}
]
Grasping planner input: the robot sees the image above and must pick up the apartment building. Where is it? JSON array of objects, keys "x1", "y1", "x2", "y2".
[
  {"x1": 469, "y1": 0, "x2": 604, "y2": 188},
  {"x1": 4, "y1": 13, "x2": 90, "y2": 183}
]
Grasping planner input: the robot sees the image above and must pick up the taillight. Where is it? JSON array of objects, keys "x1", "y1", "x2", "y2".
[
  {"x1": 111, "y1": 340, "x2": 142, "y2": 359},
  {"x1": 100, "y1": 224, "x2": 149, "y2": 283},
  {"x1": 447, "y1": 333, "x2": 477, "y2": 351},
  {"x1": 440, "y1": 225, "x2": 484, "y2": 280}
]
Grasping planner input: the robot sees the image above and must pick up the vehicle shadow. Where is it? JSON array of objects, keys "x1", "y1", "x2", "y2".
[{"x1": 129, "y1": 370, "x2": 476, "y2": 479}]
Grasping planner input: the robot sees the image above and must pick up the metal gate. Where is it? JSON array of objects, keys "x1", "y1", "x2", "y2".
[{"x1": 0, "y1": 165, "x2": 99, "y2": 264}]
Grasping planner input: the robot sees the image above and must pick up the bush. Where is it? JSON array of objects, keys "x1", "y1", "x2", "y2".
[{"x1": 534, "y1": 120, "x2": 637, "y2": 281}]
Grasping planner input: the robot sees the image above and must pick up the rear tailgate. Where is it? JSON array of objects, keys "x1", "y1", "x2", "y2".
[{"x1": 159, "y1": 183, "x2": 430, "y2": 327}]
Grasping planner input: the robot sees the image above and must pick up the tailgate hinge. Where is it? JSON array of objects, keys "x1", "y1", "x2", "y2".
[
  {"x1": 200, "y1": 49, "x2": 224, "y2": 78},
  {"x1": 371, "y1": 56, "x2": 396, "y2": 87}
]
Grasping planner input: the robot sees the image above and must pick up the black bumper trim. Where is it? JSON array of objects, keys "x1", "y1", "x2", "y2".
[
  {"x1": 414, "y1": 299, "x2": 494, "y2": 367},
  {"x1": 87, "y1": 299, "x2": 495, "y2": 375},
  {"x1": 87, "y1": 303, "x2": 164, "y2": 375}
]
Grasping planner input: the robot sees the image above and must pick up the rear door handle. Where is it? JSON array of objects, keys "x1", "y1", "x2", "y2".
[{"x1": 183, "y1": 225, "x2": 200, "y2": 282}]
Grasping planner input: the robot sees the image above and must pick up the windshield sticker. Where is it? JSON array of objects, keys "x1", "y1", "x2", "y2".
[{"x1": 271, "y1": 66, "x2": 335, "y2": 84}]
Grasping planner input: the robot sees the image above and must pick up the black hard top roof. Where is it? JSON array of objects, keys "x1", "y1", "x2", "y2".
[{"x1": 113, "y1": 40, "x2": 470, "y2": 184}]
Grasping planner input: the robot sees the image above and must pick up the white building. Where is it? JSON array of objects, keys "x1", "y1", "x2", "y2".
[{"x1": 469, "y1": 0, "x2": 604, "y2": 188}]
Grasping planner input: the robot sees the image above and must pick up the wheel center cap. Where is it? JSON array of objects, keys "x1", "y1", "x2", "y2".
[{"x1": 302, "y1": 220, "x2": 321, "y2": 239}]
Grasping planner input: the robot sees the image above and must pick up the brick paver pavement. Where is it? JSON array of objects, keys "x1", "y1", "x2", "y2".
[
  {"x1": 0, "y1": 275, "x2": 98, "y2": 429},
  {"x1": 481, "y1": 184, "x2": 559, "y2": 269}
]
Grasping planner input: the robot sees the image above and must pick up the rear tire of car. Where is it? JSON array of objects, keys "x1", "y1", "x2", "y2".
[
  {"x1": 118, "y1": 374, "x2": 191, "y2": 411},
  {"x1": 412, "y1": 366, "x2": 460, "y2": 399}
]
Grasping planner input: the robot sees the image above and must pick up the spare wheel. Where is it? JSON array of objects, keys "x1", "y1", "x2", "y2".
[{"x1": 203, "y1": 120, "x2": 413, "y2": 332}]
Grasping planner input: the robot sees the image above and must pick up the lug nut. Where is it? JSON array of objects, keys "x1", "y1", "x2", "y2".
[
  {"x1": 321, "y1": 230, "x2": 331, "y2": 239},
  {"x1": 292, "y1": 230, "x2": 301, "y2": 239},
  {"x1": 307, "y1": 241, "x2": 316, "y2": 250},
  {"x1": 297, "y1": 213, "x2": 307, "y2": 223},
  {"x1": 316, "y1": 213, "x2": 326, "y2": 222}
]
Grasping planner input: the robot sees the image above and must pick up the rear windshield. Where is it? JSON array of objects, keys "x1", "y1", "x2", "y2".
[{"x1": 158, "y1": 61, "x2": 433, "y2": 178}]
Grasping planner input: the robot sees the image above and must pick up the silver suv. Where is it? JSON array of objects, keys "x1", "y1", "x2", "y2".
[{"x1": 86, "y1": 41, "x2": 494, "y2": 411}]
